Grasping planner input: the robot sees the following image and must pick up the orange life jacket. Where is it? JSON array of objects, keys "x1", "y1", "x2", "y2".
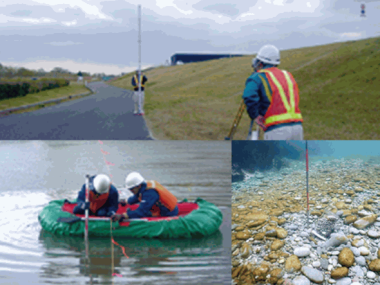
[
  {"x1": 89, "y1": 191, "x2": 109, "y2": 214},
  {"x1": 138, "y1": 180, "x2": 177, "y2": 217},
  {"x1": 258, "y1": 67, "x2": 303, "y2": 128}
]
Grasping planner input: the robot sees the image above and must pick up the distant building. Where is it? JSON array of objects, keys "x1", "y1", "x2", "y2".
[{"x1": 170, "y1": 53, "x2": 244, "y2": 66}]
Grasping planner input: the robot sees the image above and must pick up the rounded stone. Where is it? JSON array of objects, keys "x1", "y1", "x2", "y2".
[
  {"x1": 292, "y1": 275, "x2": 311, "y2": 285},
  {"x1": 359, "y1": 246, "x2": 369, "y2": 256},
  {"x1": 285, "y1": 255, "x2": 302, "y2": 273},
  {"x1": 295, "y1": 247, "x2": 311, "y2": 257},
  {"x1": 368, "y1": 230, "x2": 380, "y2": 238},
  {"x1": 271, "y1": 240, "x2": 285, "y2": 251},
  {"x1": 300, "y1": 266, "x2": 324, "y2": 284},
  {"x1": 369, "y1": 259, "x2": 380, "y2": 272},
  {"x1": 338, "y1": 248, "x2": 355, "y2": 267},
  {"x1": 331, "y1": 267, "x2": 349, "y2": 279},
  {"x1": 367, "y1": 271, "x2": 376, "y2": 279}
]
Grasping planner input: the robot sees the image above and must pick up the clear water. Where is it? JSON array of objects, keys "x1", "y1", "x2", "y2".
[{"x1": 0, "y1": 141, "x2": 231, "y2": 285}]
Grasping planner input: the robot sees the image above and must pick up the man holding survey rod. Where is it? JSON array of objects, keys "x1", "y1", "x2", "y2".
[{"x1": 73, "y1": 174, "x2": 119, "y2": 217}]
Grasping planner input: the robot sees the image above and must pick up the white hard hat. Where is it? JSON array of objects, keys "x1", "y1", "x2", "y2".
[
  {"x1": 93, "y1": 174, "x2": 111, "y2": 194},
  {"x1": 255, "y1": 44, "x2": 280, "y2": 65},
  {"x1": 125, "y1": 172, "x2": 145, "y2": 190}
]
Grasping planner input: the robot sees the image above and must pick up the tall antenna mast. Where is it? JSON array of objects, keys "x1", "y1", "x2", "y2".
[
  {"x1": 137, "y1": 5, "x2": 142, "y2": 110},
  {"x1": 138, "y1": 5, "x2": 141, "y2": 74}
]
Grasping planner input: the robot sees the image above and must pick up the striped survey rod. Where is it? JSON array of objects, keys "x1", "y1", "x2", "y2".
[
  {"x1": 85, "y1": 175, "x2": 90, "y2": 272},
  {"x1": 306, "y1": 141, "x2": 309, "y2": 228}
]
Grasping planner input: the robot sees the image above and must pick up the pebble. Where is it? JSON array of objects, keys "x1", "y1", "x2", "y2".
[
  {"x1": 293, "y1": 275, "x2": 311, "y2": 285},
  {"x1": 353, "y1": 240, "x2": 365, "y2": 247},
  {"x1": 313, "y1": 261, "x2": 321, "y2": 267},
  {"x1": 350, "y1": 228, "x2": 360, "y2": 235},
  {"x1": 367, "y1": 271, "x2": 376, "y2": 279},
  {"x1": 295, "y1": 247, "x2": 311, "y2": 257},
  {"x1": 336, "y1": 277, "x2": 352, "y2": 285},
  {"x1": 351, "y1": 283, "x2": 362, "y2": 285},
  {"x1": 355, "y1": 256, "x2": 367, "y2": 266},
  {"x1": 329, "y1": 279, "x2": 337, "y2": 284},
  {"x1": 352, "y1": 265, "x2": 365, "y2": 277},
  {"x1": 352, "y1": 247, "x2": 361, "y2": 257},
  {"x1": 368, "y1": 230, "x2": 380, "y2": 238},
  {"x1": 359, "y1": 246, "x2": 370, "y2": 255},
  {"x1": 321, "y1": 259, "x2": 329, "y2": 270},
  {"x1": 301, "y1": 266, "x2": 324, "y2": 284},
  {"x1": 331, "y1": 251, "x2": 340, "y2": 255},
  {"x1": 324, "y1": 234, "x2": 349, "y2": 248},
  {"x1": 237, "y1": 205, "x2": 245, "y2": 209}
]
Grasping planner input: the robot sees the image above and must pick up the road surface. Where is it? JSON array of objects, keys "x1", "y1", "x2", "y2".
[{"x1": 0, "y1": 81, "x2": 153, "y2": 140}]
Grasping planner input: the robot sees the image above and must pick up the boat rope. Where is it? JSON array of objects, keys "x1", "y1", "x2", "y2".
[
  {"x1": 306, "y1": 140, "x2": 309, "y2": 229},
  {"x1": 98, "y1": 140, "x2": 114, "y2": 181},
  {"x1": 97, "y1": 141, "x2": 128, "y2": 278},
  {"x1": 110, "y1": 218, "x2": 129, "y2": 280}
]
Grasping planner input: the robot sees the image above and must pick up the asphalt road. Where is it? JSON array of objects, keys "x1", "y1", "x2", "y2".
[{"x1": 0, "y1": 81, "x2": 154, "y2": 140}]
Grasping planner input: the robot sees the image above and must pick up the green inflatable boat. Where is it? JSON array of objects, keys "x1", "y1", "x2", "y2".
[{"x1": 38, "y1": 198, "x2": 223, "y2": 238}]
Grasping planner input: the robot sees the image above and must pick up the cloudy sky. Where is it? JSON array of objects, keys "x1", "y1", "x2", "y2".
[{"x1": 0, "y1": 0, "x2": 379, "y2": 75}]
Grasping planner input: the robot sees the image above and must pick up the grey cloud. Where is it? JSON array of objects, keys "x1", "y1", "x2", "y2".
[
  {"x1": 2, "y1": 4, "x2": 54, "y2": 18},
  {"x1": 198, "y1": 4, "x2": 240, "y2": 17},
  {"x1": 192, "y1": 0, "x2": 259, "y2": 17},
  {"x1": 11, "y1": 10, "x2": 32, "y2": 17},
  {"x1": 1, "y1": 4, "x2": 88, "y2": 24}
]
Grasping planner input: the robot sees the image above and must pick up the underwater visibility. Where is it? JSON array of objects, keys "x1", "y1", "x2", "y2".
[{"x1": 232, "y1": 141, "x2": 380, "y2": 285}]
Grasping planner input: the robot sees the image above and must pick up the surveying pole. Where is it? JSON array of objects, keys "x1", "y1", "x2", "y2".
[{"x1": 137, "y1": 5, "x2": 142, "y2": 113}]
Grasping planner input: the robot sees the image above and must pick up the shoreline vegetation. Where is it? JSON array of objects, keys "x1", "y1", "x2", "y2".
[
  {"x1": 111, "y1": 36, "x2": 380, "y2": 140},
  {"x1": 0, "y1": 81, "x2": 93, "y2": 116}
]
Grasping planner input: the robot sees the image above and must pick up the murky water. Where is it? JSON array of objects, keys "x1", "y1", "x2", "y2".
[{"x1": 0, "y1": 141, "x2": 231, "y2": 285}]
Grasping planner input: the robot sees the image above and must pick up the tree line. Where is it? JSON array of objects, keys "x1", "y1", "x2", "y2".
[{"x1": 0, "y1": 63, "x2": 115, "y2": 79}]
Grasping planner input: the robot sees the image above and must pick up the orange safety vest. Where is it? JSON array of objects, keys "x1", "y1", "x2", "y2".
[
  {"x1": 138, "y1": 180, "x2": 177, "y2": 217},
  {"x1": 133, "y1": 74, "x2": 145, "y2": 88},
  {"x1": 258, "y1": 67, "x2": 303, "y2": 128},
  {"x1": 89, "y1": 191, "x2": 109, "y2": 214}
]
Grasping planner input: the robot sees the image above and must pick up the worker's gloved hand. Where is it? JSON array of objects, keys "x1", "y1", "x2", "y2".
[
  {"x1": 111, "y1": 214, "x2": 124, "y2": 222},
  {"x1": 79, "y1": 202, "x2": 90, "y2": 210},
  {"x1": 106, "y1": 211, "x2": 116, "y2": 217},
  {"x1": 255, "y1": 115, "x2": 267, "y2": 131},
  {"x1": 120, "y1": 199, "x2": 127, "y2": 206}
]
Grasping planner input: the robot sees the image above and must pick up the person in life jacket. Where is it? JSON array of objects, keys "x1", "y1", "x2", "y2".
[
  {"x1": 131, "y1": 71, "x2": 148, "y2": 116},
  {"x1": 111, "y1": 172, "x2": 178, "y2": 222},
  {"x1": 73, "y1": 174, "x2": 119, "y2": 217},
  {"x1": 243, "y1": 44, "x2": 304, "y2": 140}
]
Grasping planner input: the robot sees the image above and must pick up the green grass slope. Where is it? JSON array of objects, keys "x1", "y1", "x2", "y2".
[{"x1": 111, "y1": 36, "x2": 380, "y2": 140}]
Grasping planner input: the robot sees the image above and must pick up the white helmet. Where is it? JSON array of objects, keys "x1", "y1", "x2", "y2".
[
  {"x1": 93, "y1": 174, "x2": 111, "y2": 194},
  {"x1": 125, "y1": 172, "x2": 145, "y2": 190},
  {"x1": 254, "y1": 44, "x2": 280, "y2": 65}
]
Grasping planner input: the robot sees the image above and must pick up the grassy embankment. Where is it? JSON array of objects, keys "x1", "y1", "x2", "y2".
[
  {"x1": 0, "y1": 81, "x2": 91, "y2": 115},
  {"x1": 111, "y1": 36, "x2": 380, "y2": 140}
]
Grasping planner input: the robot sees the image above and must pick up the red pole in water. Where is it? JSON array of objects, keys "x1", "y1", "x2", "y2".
[{"x1": 306, "y1": 141, "x2": 309, "y2": 228}]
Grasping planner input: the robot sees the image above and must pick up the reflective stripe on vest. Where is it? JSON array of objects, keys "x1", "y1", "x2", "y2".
[
  {"x1": 260, "y1": 69, "x2": 302, "y2": 126},
  {"x1": 146, "y1": 180, "x2": 177, "y2": 212},
  {"x1": 258, "y1": 74, "x2": 272, "y2": 102},
  {"x1": 134, "y1": 75, "x2": 145, "y2": 88},
  {"x1": 89, "y1": 191, "x2": 109, "y2": 213}
]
